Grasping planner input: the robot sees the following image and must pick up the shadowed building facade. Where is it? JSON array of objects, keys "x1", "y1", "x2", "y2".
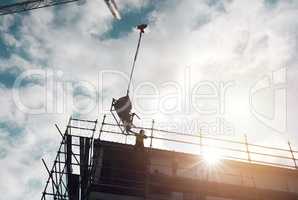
[{"x1": 41, "y1": 117, "x2": 298, "y2": 200}]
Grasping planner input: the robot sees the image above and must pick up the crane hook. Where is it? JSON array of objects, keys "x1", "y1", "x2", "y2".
[{"x1": 127, "y1": 23, "x2": 148, "y2": 96}]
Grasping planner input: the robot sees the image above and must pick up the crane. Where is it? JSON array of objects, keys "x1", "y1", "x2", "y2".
[
  {"x1": 0, "y1": 0, "x2": 80, "y2": 16},
  {"x1": 0, "y1": 0, "x2": 121, "y2": 19}
]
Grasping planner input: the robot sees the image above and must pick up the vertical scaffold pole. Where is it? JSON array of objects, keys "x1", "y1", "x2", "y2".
[
  {"x1": 99, "y1": 115, "x2": 106, "y2": 140},
  {"x1": 150, "y1": 120, "x2": 154, "y2": 148},
  {"x1": 288, "y1": 141, "x2": 297, "y2": 169},
  {"x1": 199, "y1": 128, "x2": 202, "y2": 155},
  {"x1": 125, "y1": 129, "x2": 128, "y2": 144},
  {"x1": 244, "y1": 134, "x2": 251, "y2": 163}
]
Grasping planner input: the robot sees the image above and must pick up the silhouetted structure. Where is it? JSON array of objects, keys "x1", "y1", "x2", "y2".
[
  {"x1": 0, "y1": 0, "x2": 79, "y2": 16},
  {"x1": 41, "y1": 115, "x2": 298, "y2": 200}
]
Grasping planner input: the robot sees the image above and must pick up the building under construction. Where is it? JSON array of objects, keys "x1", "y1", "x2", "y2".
[
  {"x1": 40, "y1": 115, "x2": 298, "y2": 200},
  {"x1": 2, "y1": 1, "x2": 296, "y2": 200}
]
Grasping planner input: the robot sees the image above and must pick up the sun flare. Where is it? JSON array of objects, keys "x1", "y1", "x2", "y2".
[{"x1": 202, "y1": 147, "x2": 221, "y2": 166}]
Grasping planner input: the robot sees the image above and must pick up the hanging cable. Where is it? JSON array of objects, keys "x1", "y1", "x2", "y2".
[{"x1": 126, "y1": 24, "x2": 147, "y2": 96}]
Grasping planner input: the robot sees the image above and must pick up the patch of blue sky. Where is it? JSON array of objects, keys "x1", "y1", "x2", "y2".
[
  {"x1": 264, "y1": 0, "x2": 279, "y2": 8},
  {"x1": 0, "y1": 65, "x2": 45, "y2": 88},
  {"x1": 0, "y1": 38, "x2": 10, "y2": 58},
  {"x1": 0, "y1": 67, "x2": 20, "y2": 88},
  {"x1": 0, "y1": 120, "x2": 24, "y2": 138},
  {"x1": 0, "y1": 147, "x2": 7, "y2": 159},
  {"x1": 0, "y1": 14, "x2": 41, "y2": 88},
  {"x1": 206, "y1": 0, "x2": 228, "y2": 12},
  {"x1": 72, "y1": 112, "x2": 83, "y2": 120},
  {"x1": 0, "y1": 14, "x2": 23, "y2": 57},
  {"x1": 207, "y1": 0, "x2": 222, "y2": 7},
  {"x1": 103, "y1": 1, "x2": 156, "y2": 39}
]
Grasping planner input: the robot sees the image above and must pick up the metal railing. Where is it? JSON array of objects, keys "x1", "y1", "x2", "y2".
[{"x1": 99, "y1": 114, "x2": 298, "y2": 170}]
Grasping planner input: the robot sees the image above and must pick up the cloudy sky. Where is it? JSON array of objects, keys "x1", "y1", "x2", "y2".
[{"x1": 1, "y1": 0, "x2": 298, "y2": 199}]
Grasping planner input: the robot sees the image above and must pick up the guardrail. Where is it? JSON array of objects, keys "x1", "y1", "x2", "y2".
[{"x1": 98, "y1": 114, "x2": 298, "y2": 170}]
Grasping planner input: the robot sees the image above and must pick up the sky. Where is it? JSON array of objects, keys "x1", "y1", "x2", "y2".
[{"x1": 1, "y1": 0, "x2": 298, "y2": 199}]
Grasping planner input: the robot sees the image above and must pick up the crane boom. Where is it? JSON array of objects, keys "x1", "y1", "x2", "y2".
[{"x1": 0, "y1": 0, "x2": 80, "y2": 16}]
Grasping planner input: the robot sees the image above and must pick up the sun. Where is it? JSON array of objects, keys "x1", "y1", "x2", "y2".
[{"x1": 202, "y1": 147, "x2": 221, "y2": 166}]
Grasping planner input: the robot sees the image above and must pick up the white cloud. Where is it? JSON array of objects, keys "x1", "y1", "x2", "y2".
[
  {"x1": 1, "y1": 0, "x2": 298, "y2": 199},
  {"x1": 0, "y1": 15, "x2": 14, "y2": 32}
]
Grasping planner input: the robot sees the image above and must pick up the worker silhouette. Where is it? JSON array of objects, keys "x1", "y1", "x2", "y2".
[
  {"x1": 113, "y1": 95, "x2": 139, "y2": 133},
  {"x1": 134, "y1": 129, "x2": 148, "y2": 149}
]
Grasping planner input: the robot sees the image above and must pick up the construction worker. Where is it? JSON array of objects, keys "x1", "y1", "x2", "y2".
[
  {"x1": 135, "y1": 129, "x2": 148, "y2": 149},
  {"x1": 133, "y1": 129, "x2": 148, "y2": 196}
]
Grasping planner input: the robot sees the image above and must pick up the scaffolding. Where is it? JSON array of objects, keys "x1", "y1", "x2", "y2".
[
  {"x1": 41, "y1": 115, "x2": 298, "y2": 200},
  {"x1": 41, "y1": 117, "x2": 97, "y2": 200}
]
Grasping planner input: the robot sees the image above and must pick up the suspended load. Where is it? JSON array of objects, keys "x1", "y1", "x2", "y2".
[
  {"x1": 112, "y1": 95, "x2": 139, "y2": 133},
  {"x1": 111, "y1": 24, "x2": 147, "y2": 134}
]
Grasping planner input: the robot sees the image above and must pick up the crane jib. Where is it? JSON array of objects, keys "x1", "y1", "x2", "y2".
[{"x1": 0, "y1": 0, "x2": 80, "y2": 16}]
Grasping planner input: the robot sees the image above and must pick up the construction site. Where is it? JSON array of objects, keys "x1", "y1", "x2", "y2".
[
  {"x1": 36, "y1": 115, "x2": 298, "y2": 200},
  {"x1": 1, "y1": 1, "x2": 298, "y2": 200}
]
